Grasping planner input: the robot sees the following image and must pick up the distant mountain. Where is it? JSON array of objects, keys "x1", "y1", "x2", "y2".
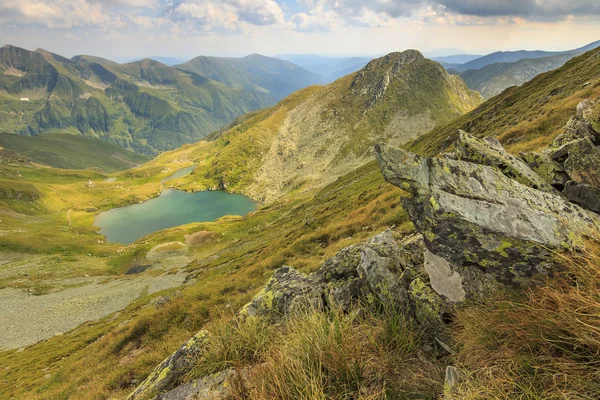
[
  {"x1": 131, "y1": 56, "x2": 185, "y2": 66},
  {"x1": 431, "y1": 54, "x2": 482, "y2": 64},
  {"x1": 460, "y1": 53, "x2": 576, "y2": 98},
  {"x1": 275, "y1": 54, "x2": 372, "y2": 83},
  {"x1": 0, "y1": 131, "x2": 150, "y2": 171},
  {"x1": 0, "y1": 45, "x2": 274, "y2": 154},
  {"x1": 175, "y1": 54, "x2": 325, "y2": 100},
  {"x1": 191, "y1": 50, "x2": 482, "y2": 202},
  {"x1": 453, "y1": 39, "x2": 600, "y2": 72}
]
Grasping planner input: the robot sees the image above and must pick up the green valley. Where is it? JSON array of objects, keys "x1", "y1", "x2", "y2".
[{"x1": 0, "y1": 37, "x2": 600, "y2": 400}]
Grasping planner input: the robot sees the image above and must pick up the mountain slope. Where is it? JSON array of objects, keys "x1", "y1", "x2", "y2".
[
  {"x1": 184, "y1": 50, "x2": 481, "y2": 202},
  {"x1": 0, "y1": 132, "x2": 150, "y2": 171},
  {"x1": 460, "y1": 53, "x2": 575, "y2": 98},
  {"x1": 454, "y1": 39, "x2": 600, "y2": 72},
  {"x1": 409, "y1": 47, "x2": 600, "y2": 156},
  {"x1": 175, "y1": 54, "x2": 325, "y2": 100},
  {"x1": 0, "y1": 45, "x2": 274, "y2": 154}
]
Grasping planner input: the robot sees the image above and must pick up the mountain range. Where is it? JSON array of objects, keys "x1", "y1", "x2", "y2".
[
  {"x1": 0, "y1": 45, "x2": 325, "y2": 156},
  {"x1": 275, "y1": 54, "x2": 373, "y2": 83},
  {"x1": 1, "y1": 41, "x2": 600, "y2": 400},
  {"x1": 189, "y1": 50, "x2": 482, "y2": 202}
]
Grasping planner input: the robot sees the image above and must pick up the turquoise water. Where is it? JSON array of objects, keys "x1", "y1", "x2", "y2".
[
  {"x1": 94, "y1": 189, "x2": 257, "y2": 244},
  {"x1": 162, "y1": 166, "x2": 196, "y2": 182}
]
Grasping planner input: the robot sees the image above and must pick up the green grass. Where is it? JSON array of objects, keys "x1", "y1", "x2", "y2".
[{"x1": 0, "y1": 132, "x2": 151, "y2": 172}]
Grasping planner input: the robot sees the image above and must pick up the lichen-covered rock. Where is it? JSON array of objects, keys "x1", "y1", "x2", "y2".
[
  {"x1": 316, "y1": 230, "x2": 413, "y2": 310},
  {"x1": 564, "y1": 181, "x2": 600, "y2": 213},
  {"x1": 154, "y1": 368, "x2": 243, "y2": 400},
  {"x1": 408, "y1": 277, "x2": 447, "y2": 334},
  {"x1": 128, "y1": 330, "x2": 210, "y2": 400},
  {"x1": 238, "y1": 266, "x2": 323, "y2": 319},
  {"x1": 375, "y1": 144, "x2": 600, "y2": 300},
  {"x1": 455, "y1": 131, "x2": 556, "y2": 193},
  {"x1": 563, "y1": 137, "x2": 600, "y2": 187},
  {"x1": 520, "y1": 151, "x2": 569, "y2": 190}
]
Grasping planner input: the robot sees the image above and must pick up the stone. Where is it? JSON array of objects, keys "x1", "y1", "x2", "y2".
[
  {"x1": 563, "y1": 137, "x2": 600, "y2": 187},
  {"x1": 520, "y1": 151, "x2": 569, "y2": 190},
  {"x1": 154, "y1": 368, "x2": 242, "y2": 400},
  {"x1": 455, "y1": 131, "x2": 556, "y2": 193},
  {"x1": 444, "y1": 366, "x2": 465, "y2": 399},
  {"x1": 237, "y1": 266, "x2": 323, "y2": 319},
  {"x1": 408, "y1": 278, "x2": 447, "y2": 334},
  {"x1": 564, "y1": 181, "x2": 600, "y2": 213},
  {"x1": 375, "y1": 144, "x2": 600, "y2": 299},
  {"x1": 128, "y1": 330, "x2": 210, "y2": 400}
]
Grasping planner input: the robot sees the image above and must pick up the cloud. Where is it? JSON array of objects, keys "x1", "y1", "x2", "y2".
[
  {"x1": 165, "y1": 0, "x2": 285, "y2": 31},
  {"x1": 292, "y1": 0, "x2": 600, "y2": 32}
]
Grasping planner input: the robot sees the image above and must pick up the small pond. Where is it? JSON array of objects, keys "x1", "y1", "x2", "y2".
[{"x1": 94, "y1": 189, "x2": 257, "y2": 244}]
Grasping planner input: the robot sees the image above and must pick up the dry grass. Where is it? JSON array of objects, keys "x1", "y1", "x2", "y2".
[
  {"x1": 190, "y1": 305, "x2": 444, "y2": 400},
  {"x1": 452, "y1": 241, "x2": 600, "y2": 399}
]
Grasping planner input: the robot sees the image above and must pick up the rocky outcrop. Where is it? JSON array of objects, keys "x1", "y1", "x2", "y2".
[
  {"x1": 375, "y1": 136, "x2": 599, "y2": 300},
  {"x1": 128, "y1": 330, "x2": 210, "y2": 400},
  {"x1": 130, "y1": 230, "x2": 450, "y2": 399},
  {"x1": 522, "y1": 100, "x2": 600, "y2": 212},
  {"x1": 240, "y1": 230, "x2": 446, "y2": 333}
]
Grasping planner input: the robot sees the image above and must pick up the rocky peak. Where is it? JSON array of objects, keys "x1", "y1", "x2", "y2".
[{"x1": 350, "y1": 50, "x2": 433, "y2": 108}]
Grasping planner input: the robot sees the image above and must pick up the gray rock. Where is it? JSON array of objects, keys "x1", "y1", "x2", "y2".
[
  {"x1": 237, "y1": 266, "x2": 324, "y2": 319},
  {"x1": 563, "y1": 137, "x2": 600, "y2": 187},
  {"x1": 128, "y1": 330, "x2": 210, "y2": 400},
  {"x1": 154, "y1": 368, "x2": 241, "y2": 400},
  {"x1": 444, "y1": 366, "x2": 465, "y2": 399},
  {"x1": 520, "y1": 151, "x2": 569, "y2": 190},
  {"x1": 564, "y1": 181, "x2": 600, "y2": 213},
  {"x1": 375, "y1": 144, "x2": 600, "y2": 299},
  {"x1": 455, "y1": 131, "x2": 556, "y2": 193}
]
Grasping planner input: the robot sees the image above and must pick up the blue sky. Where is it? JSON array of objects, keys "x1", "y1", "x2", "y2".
[{"x1": 0, "y1": 0, "x2": 599, "y2": 60}]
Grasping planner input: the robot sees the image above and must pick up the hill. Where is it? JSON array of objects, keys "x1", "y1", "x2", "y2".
[
  {"x1": 175, "y1": 54, "x2": 325, "y2": 100},
  {"x1": 0, "y1": 45, "x2": 276, "y2": 154},
  {"x1": 0, "y1": 132, "x2": 150, "y2": 172},
  {"x1": 460, "y1": 53, "x2": 575, "y2": 98},
  {"x1": 185, "y1": 50, "x2": 482, "y2": 202},
  {"x1": 453, "y1": 39, "x2": 600, "y2": 72}
]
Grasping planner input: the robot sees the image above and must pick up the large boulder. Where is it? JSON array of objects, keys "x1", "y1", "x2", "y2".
[{"x1": 375, "y1": 143, "x2": 600, "y2": 300}]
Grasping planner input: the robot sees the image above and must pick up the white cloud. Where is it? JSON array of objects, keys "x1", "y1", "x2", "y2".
[{"x1": 166, "y1": 0, "x2": 285, "y2": 31}]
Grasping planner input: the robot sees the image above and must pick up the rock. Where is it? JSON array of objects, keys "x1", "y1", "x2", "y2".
[
  {"x1": 375, "y1": 144, "x2": 600, "y2": 300},
  {"x1": 128, "y1": 330, "x2": 210, "y2": 400},
  {"x1": 444, "y1": 366, "x2": 465, "y2": 399},
  {"x1": 408, "y1": 278, "x2": 447, "y2": 334},
  {"x1": 316, "y1": 230, "x2": 412, "y2": 311},
  {"x1": 576, "y1": 99, "x2": 593, "y2": 118},
  {"x1": 563, "y1": 137, "x2": 600, "y2": 187},
  {"x1": 520, "y1": 152, "x2": 569, "y2": 190},
  {"x1": 237, "y1": 266, "x2": 323, "y2": 319},
  {"x1": 564, "y1": 181, "x2": 600, "y2": 213},
  {"x1": 552, "y1": 116, "x2": 599, "y2": 148},
  {"x1": 454, "y1": 131, "x2": 555, "y2": 193},
  {"x1": 154, "y1": 368, "x2": 242, "y2": 400}
]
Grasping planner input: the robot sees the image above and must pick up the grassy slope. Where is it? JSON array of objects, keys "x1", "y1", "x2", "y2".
[
  {"x1": 0, "y1": 132, "x2": 150, "y2": 172},
  {"x1": 410, "y1": 47, "x2": 600, "y2": 156},
  {"x1": 1, "y1": 49, "x2": 599, "y2": 399},
  {"x1": 0, "y1": 46, "x2": 274, "y2": 154}
]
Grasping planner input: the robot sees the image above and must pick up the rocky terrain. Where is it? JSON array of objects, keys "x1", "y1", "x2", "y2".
[{"x1": 127, "y1": 101, "x2": 600, "y2": 399}]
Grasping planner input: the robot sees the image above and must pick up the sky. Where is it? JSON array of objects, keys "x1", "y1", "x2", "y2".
[{"x1": 0, "y1": 0, "x2": 599, "y2": 61}]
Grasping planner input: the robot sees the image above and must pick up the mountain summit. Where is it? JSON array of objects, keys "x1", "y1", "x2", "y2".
[{"x1": 195, "y1": 50, "x2": 482, "y2": 202}]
